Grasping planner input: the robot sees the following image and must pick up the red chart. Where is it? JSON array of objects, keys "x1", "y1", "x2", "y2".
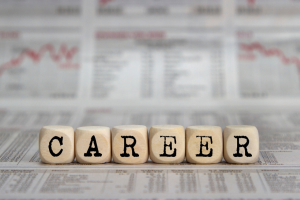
[
  {"x1": 239, "y1": 42, "x2": 300, "y2": 75},
  {"x1": 0, "y1": 43, "x2": 80, "y2": 98},
  {"x1": 0, "y1": 43, "x2": 79, "y2": 76},
  {"x1": 238, "y1": 41, "x2": 300, "y2": 97}
]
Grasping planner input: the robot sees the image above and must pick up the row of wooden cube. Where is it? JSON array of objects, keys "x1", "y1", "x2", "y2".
[{"x1": 39, "y1": 125, "x2": 259, "y2": 164}]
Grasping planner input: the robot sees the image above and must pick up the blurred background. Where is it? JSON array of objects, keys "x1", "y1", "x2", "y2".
[
  {"x1": 0, "y1": 1, "x2": 300, "y2": 195},
  {"x1": 0, "y1": 0, "x2": 299, "y2": 129}
]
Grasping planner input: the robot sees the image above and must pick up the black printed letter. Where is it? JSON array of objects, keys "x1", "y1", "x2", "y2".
[
  {"x1": 120, "y1": 136, "x2": 139, "y2": 157},
  {"x1": 159, "y1": 136, "x2": 177, "y2": 157},
  {"x1": 49, "y1": 136, "x2": 63, "y2": 157},
  {"x1": 84, "y1": 135, "x2": 102, "y2": 157},
  {"x1": 233, "y1": 136, "x2": 252, "y2": 157},
  {"x1": 196, "y1": 136, "x2": 213, "y2": 157}
]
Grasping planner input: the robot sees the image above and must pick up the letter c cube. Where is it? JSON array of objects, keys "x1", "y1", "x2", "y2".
[{"x1": 39, "y1": 125, "x2": 75, "y2": 164}]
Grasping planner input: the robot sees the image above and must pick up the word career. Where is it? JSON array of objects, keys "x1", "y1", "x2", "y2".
[{"x1": 39, "y1": 125, "x2": 259, "y2": 164}]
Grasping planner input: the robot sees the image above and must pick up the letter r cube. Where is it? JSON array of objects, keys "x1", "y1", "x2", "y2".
[
  {"x1": 149, "y1": 125, "x2": 185, "y2": 164},
  {"x1": 112, "y1": 125, "x2": 148, "y2": 164},
  {"x1": 223, "y1": 125, "x2": 259, "y2": 164}
]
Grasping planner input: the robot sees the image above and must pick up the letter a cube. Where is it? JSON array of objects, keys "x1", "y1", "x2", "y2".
[
  {"x1": 75, "y1": 126, "x2": 111, "y2": 164},
  {"x1": 149, "y1": 125, "x2": 185, "y2": 164},
  {"x1": 39, "y1": 125, "x2": 75, "y2": 164},
  {"x1": 186, "y1": 126, "x2": 223, "y2": 164},
  {"x1": 112, "y1": 125, "x2": 148, "y2": 164},
  {"x1": 223, "y1": 125, "x2": 259, "y2": 164}
]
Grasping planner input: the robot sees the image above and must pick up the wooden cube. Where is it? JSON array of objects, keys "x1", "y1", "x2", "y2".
[
  {"x1": 75, "y1": 126, "x2": 111, "y2": 164},
  {"x1": 223, "y1": 125, "x2": 259, "y2": 164},
  {"x1": 149, "y1": 125, "x2": 185, "y2": 164},
  {"x1": 112, "y1": 125, "x2": 148, "y2": 164},
  {"x1": 39, "y1": 125, "x2": 75, "y2": 164},
  {"x1": 186, "y1": 126, "x2": 223, "y2": 164}
]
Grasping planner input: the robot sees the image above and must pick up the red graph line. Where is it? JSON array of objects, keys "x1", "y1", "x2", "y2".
[
  {"x1": 247, "y1": 0, "x2": 256, "y2": 5},
  {"x1": 240, "y1": 42, "x2": 300, "y2": 78},
  {"x1": 0, "y1": 44, "x2": 79, "y2": 76},
  {"x1": 240, "y1": 42, "x2": 300, "y2": 67},
  {"x1": 99, "y1": 0, "x2": 113, "y2": 6}
]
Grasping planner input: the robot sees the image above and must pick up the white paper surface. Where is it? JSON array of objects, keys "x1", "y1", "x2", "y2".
[
  {"x1": 0, "y1": 108, "x2": 298, "y2": 199},
  {"x1": 0, "y1": 0, "x2": 300, "y2": 199},
  {"x1": 0, "y1": 0, "x2": 299, "y2": 107}
]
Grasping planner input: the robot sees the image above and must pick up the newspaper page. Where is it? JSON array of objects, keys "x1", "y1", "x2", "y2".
[
  {"x1": 0, "y1": 107, "x2": 298, "y2": 199},
  {"x1": 0, "y1": 0, "x2": 300, "y2": 199}
]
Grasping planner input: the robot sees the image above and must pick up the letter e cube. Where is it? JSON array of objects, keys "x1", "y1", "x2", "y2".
[
  {"x1": 149, "y1": 125, "x2": 185, "y2": 164},
  {"x1": 186, "y1": 126, "x2": 223, "y2": 164}
]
